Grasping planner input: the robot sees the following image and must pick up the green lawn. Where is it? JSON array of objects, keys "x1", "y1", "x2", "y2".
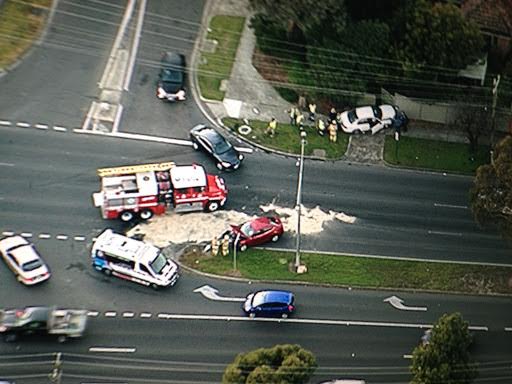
[
  {"x1": 384, "y1": 136, "x2": 490, "y2": 174},
  {"x1": 181, "y1": 248, "x2": 512, "y2": 295},
  {"x1": 198, "y1": 16, "x2": 245, "y2": 101},
  {"x1": 223, "y1": 118, "x2": 349, "y2": 159},
  {"x1": 0, "y1": 0, "x2": 51, "y2": 69}
]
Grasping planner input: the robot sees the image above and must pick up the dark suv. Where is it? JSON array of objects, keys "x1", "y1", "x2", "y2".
[{"x1": 156, "y1": 52, "x2": 186, "y2": 102}]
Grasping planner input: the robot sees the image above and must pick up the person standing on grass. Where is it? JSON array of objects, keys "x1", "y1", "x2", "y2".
[
  {"x1": 289, "y1": 106, "x2": 298, "y2": 125},
  {"x1": 317, "y1": 119, "x2": 326, "y2": 136},
  {"x1": 308, "y1": 102, "x2": 316, "y2": 122},
  {"x1": 328, "y1": 120, "x2": 337, "y2": 142},
  {"x1": 265, "y1": 117, "x2": 277, "y2": 137},
  {"x1": 296, "y1": 113, "x2": 305, "y2": 130}
]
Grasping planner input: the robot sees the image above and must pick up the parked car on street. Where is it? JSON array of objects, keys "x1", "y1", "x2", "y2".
[
  {"x1": 156, "y1": 52, "x2": 186, "y2": 102},
  {"x1": 338, "y1": 104, "x2": 405, "y2": 134},
  {"x1": 0, "y1": 235, "x2": 50, "y2": 285},
  {"x1": 243, "y1": 290, "x2": 295, "y2": 318},
  {"x1": 190, "y1": 124, "x2": 244, "y2": 170},
  {"x1": 230, "y1": 216, "x2": 283, "y2": 251}
]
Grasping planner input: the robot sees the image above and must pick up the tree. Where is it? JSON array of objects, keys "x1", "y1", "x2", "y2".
[
  {"x1": 410, "y1": 312, "x2": 477, "y2": 384},
  {"x1": 450, "y1": 104, "x2": 492, "y2": 155},
  {"x1": 398, "y1": 0, "x2": 484, "y2": 70},
  {"x1": 470, "y1": 136, "x2": 512, "y2": 238},
  {"x1": 222, "y1": 344, "x2": 317, "y2": 384}
]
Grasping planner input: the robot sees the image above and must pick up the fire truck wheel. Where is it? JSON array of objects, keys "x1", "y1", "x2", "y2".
[
  {"x1": 120, "y1": 211, "x2": 135, "y2": 222},
  {"x1": 140, "y1": 210, "x2": 153, "y2": 220},
  {"x1": 239, "y1": 244, "x2": 248, "y2": 252},
  {"x1": 271, "y1": 234, "x2": 280, "y2": 242},
  {"x1": 206, "y1": 201, "x2": 220, "y2": 212},
  {"x1": 103, "y1": 268, "x2": 112, "y2": 277}
]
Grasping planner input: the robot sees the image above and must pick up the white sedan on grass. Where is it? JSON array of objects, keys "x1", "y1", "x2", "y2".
[
  {"x1": 338, "y1": 104, "x2": 401, "y2": 134},
  {"x1": 0, "y1": 235, "x2": 51, "y2": 285}
]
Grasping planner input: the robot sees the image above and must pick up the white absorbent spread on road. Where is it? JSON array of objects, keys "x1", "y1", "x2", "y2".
[{"x1": 127, "y1": 204, "x2": 356, "y2": 247}]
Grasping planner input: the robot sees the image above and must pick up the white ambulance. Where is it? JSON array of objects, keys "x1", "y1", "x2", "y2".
[{"x1": 91, "y1": 229, "x2": 179, "y2": 289}]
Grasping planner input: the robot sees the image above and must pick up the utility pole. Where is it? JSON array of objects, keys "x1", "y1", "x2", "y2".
[
  {"x1": 490, "y1": 74, "x2": 500, "y2": 164},
  {"x1": 49, "y1": 352, "x2": 62, "y2": 384},
  {"x1": 294, "y1": 131, "x2": 307, "y2": 272}
]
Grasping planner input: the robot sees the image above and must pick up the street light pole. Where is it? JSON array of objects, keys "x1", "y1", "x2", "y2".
[{"x1": 294, "y1": 130, "x2": 307, "y2": 271}]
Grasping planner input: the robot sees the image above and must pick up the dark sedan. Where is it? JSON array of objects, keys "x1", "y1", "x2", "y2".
[
  {"x1": 242, "y1": 290, "x2": 295, "y2": 318},
  {"x1": 190, "y1": 124, "x2": 244, "y2": 170},
  {"x1": 230, "y1": 216, "x2": 283, "y2": 251},
  {"x1": 156, "y1": 52, "x2": 186, "y2": 102}
]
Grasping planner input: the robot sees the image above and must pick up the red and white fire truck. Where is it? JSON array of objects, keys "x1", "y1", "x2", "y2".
[{"x1": 92, "y1": 162, "x2": 228, "y2": 222}]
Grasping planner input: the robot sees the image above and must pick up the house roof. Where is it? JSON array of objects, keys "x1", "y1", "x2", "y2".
[{"x1": 461, "y1": 0, "x2": 512, "y2": 37}]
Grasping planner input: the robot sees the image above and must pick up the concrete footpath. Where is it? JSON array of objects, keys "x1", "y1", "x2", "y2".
[{"x1": 192, "y1": 0, "x2": 476, "y2": 164}]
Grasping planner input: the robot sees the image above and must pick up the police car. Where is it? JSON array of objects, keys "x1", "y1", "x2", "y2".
[{"x1": 91, "y1": 229, "x2": 179, "y2": 289}]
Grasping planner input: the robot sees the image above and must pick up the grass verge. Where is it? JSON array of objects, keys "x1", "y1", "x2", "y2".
[
  {"x1": 0, "y1": 0, "x2": 51, "y2": 70},
  {"x1": 181, "y1": 248, "x2": 512, "y2": 295},
  {"x1": 383, "y1": 136, "x2": 490, "y2": 174},
  {"x1": 198, "y1": 15, "x2": 245, "y2": 101},
  {"x1": 223, "y1": 117, "x2": 349, "y2": 159}
]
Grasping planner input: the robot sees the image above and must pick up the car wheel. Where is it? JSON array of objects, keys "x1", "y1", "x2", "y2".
[
  {"x1": 271, "y1": 235, "x2": 280, "y2": 242},
  {"x1": 57, "y1": 335, "x2": 67, "y2": 343},
  {"x1": 140, "y1": 210, "x2": 153, "y2": 220},
  {"x1": 353, "y1": 129, "x2": 362, "y2": 135},
  {"x1": 281, "y1": 313, "x2": 289, "y2": 319},
  {"x1": 239, "y1": 244, "x2": 248, "y2": 252},
  {"x1": 103, "y1": 268, "x2": 112, "y2": 277},
  {"x1": 249, "y1": 312, "x2": 256, "y2": 318},
  {"x1": 192, "y1": 141, "x2": 199, "y2": 150},
  {"x1": 120, "y1": 211, "x2": 134, "y2": 222},
  {"x1": 216, "y1": 163, "x2": 224, "y2": 171},
  {"x1": 206, "y1": 201, "x2": 220, "y2": 212}
]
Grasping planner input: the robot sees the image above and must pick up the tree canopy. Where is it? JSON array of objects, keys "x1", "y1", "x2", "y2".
[
  {"x1": 470, "y1": 136, "x2": 512, "y2": 238},
  {"x1": 222, "y1": 344, "x2": 317, "y2": 384},
  {"x1": 410, "y1": 312, "x2": 477, "y2": 384}
]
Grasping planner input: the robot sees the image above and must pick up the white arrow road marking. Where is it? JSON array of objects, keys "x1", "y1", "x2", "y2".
[
  {"x1": 384, "y1": 296, "x2": 427, "y2": 311},
  {"x1": 193, "y1": 285, "x2": 246, "y2": 302}
]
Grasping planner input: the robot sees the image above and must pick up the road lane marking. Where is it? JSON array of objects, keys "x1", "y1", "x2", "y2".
[
  {"x1": 87, "y1": 311, "x2": 99, "y2": 317},
  {"x1": 122, "y1": 312, "x2": 135, "y2": 318},
  {"x1": 16, "y1": 122, "x2": 30, "y2": 128},
  {"x1": 89, "y1": 347, "x2": 136, "y2": 353},
  {"x1": 38, "y1": 233, "x2": 51, "y2": 239},
  {"x1": 403, "y1": 354, "x2": 413, "y2": 359},
  {"x1": 505, "y1": 327, "x2": 512, "y2": 331},
  {"x1": 0, "y1": 162, "x2": 15, "y2": 167},
  {"x1": 427, "y1": 230, "x2": 463, "y2": 237},
  {"x1": 2, "y1": 231, "x2": 14, "y2": 236},
  {"x1": 53, "y1": 125, "x2": 67, "y2": 132},
  {"x1": 104, "y1": 311, "x2": 117, "y2": 317},
  {"x1": 0, "y1": 120, "x2": 12, "y2": 126},
  {"x1": 140, "y1": 313, "x2": 152, "y2": 318},
  {"x1": 35, "y1": 124, "x2": 48, "y2": 130},
  {"x1": 74, "y1": 236, "x2": 86, "y2": 241},
  {"x1": 434, "y1": 203, "x2": 468, "y2": 209},
  {"x1": 20, "y1": 232, "x2": 32, "y2": 238},
  {"x1": 56, "y1": 235, "x2": 68, "y2": 240}
]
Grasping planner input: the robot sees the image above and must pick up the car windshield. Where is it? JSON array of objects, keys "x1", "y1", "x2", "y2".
[
  {"x1": 240, "y1": 222, "x2": 255, "y2": 237},
  {"x1": 149, "y1": 253, "x2": 168, "y2": 275},
  {"x1": 214, "y1": 139, "x2": 232, "y2": 154},
  {"x1": 22, "y1": 259, "x2": 43, "y2": 271},
  {"x1": 347, "y1": 110, "x2": 357, "y2": 123},
  {"x1": 251, "y1": 292, "x2": 269, "y2": 307},
  {"x1": 161, "y1": 68, "x2": 182, "y2": 83}
]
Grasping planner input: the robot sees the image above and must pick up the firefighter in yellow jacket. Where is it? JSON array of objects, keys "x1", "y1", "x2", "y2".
[{"x1": 221, "y1": 234, "x2": 230, "y2": 256}]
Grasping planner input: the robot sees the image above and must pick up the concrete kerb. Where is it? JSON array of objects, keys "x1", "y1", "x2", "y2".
[{"x1": 0, "y1": 0, "x2": 59, "y2": 79}]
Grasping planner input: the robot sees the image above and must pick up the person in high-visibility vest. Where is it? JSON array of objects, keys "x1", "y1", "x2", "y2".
[
  {"x1": 211, "y1": 237, "x2": 219, "y2": 257},
  {"x1": 221, "y1": 234, "x2": 230, "y2": 256}
]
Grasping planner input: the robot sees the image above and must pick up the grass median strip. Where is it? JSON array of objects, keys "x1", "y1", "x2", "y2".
[
  {"x1": 0, "y1": 0, "x2": 51, "y2": 69},
  {"x1": 223, "y1": 117, "x2": 349, "y2": 159},
  {"x1": 198, "y1": 15, "x2": 245, "y2": 101},
  {"x1": 181, "y1": 248, "x2": 512, "y2": 295}
]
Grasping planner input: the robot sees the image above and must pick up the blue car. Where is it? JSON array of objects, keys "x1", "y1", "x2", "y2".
[{"x1": 243, "y1": 290, "x2": 295, "y2": 318}]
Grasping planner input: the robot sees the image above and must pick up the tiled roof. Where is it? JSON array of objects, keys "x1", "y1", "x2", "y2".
[{"x1": 461, "y1": 0, "x2": 512, "y2": 37}]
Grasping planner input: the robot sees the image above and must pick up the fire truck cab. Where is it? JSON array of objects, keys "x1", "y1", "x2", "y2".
[{"x1": 92, "y1": 162, "x2": 227, "y2": 222}]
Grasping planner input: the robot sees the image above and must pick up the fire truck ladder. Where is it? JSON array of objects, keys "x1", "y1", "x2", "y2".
[{"x1": 97, "y1": 162, "x2": 176, "y2": 177}]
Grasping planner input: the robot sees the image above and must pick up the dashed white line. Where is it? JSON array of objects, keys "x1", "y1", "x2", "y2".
[
  {"x1": 104, "y1": 311, "x2": 117, "y2": 317},
  {"x1": 403, "y1": 354, "x2": 413, "y2": 359},
  {"x1": 16, "y1": 122, "x2": 30, "y2": 128},
  {"x1": 38, "y1": 233, "x2": 51, "y2": 239},
  {"x1": 0, "y1": 162, "x2": 14, "y2": 167},
  {"x1": 53, "y1": 125, "x2": 67, "y2": 132},
  {"x1": 427, "y1": 230, "x2": 463, "y2": 237},
  {"x1": 434, "y1": 203, "x2": 468, "y2": 209},
  {"x1": 56, "y1": 235, "x2": 68, "y2": 240},
  {"x1": 87, "y1": 311, "x2": 99, "y2": 317},
  {"x1": 140, "y1": 313, "x2": 152, "y2": 318},
  {"x1": 20, "y1": 232, "x2": 32, "y2": 238},
  {"x1": 2, "y1": 231, "x2": 14, "y2": 236},
  {"x1": 0, "y1": 120, "x2": 12, "y2": 126},
  {"x1": 35, "y1": 124, "x2": 48, "y2": 130},
  {"x1": 74, "y1": 236, "x2": 86, "y2": 241},
  {"x1": 505, "y1": 327, "x2": 512, "y2": 332},
  {"x1": 89, "y1": 347, "x2": 136, "y2": 353},
  {"x1": 122, "y1": 312, "x2": 135, "y2": 318}
]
